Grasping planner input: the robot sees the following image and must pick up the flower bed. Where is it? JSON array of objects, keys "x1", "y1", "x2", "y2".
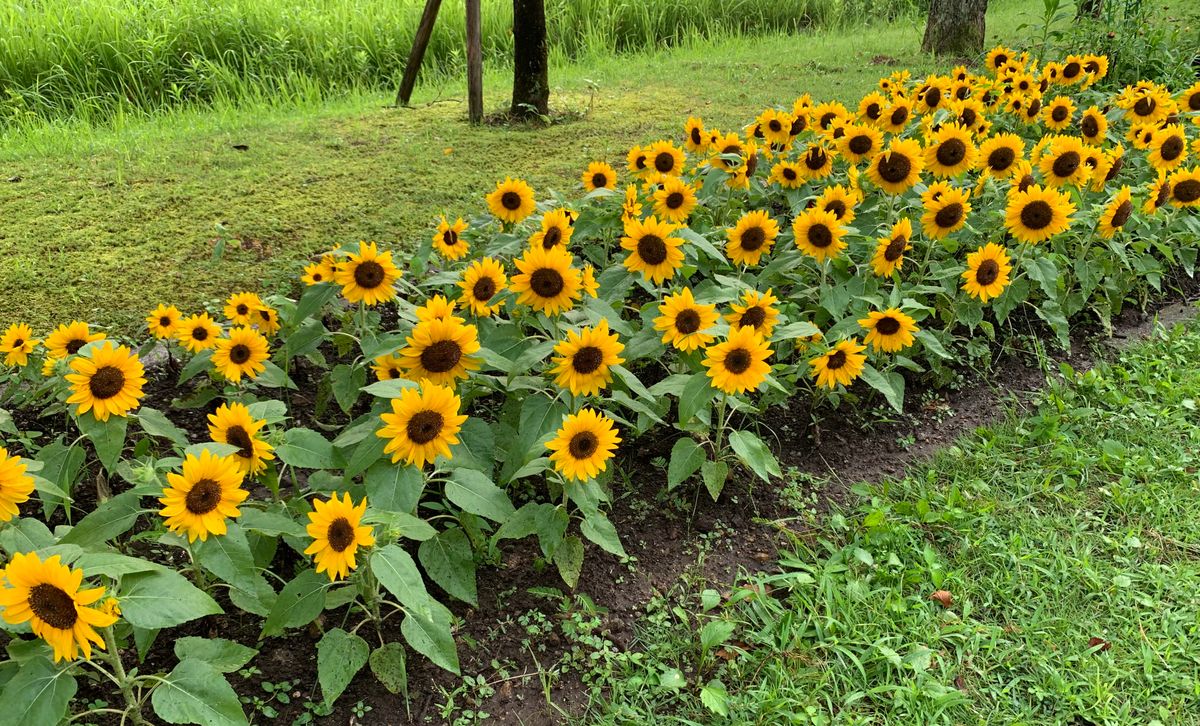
[{"x1": 1, "y1": 48, "x2": 1199, "y2": 724}]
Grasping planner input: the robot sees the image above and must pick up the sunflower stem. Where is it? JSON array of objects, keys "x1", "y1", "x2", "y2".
[{"x1": 100, "y1": 626, "x2": 149, "y2": 726}]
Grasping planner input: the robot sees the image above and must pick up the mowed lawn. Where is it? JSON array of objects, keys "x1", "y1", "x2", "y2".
[{"x1": 0, "y1": 2, "x2": 1033, "y2": 333}]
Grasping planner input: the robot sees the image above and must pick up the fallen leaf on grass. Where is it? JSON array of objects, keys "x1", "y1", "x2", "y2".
[{"x1": 929, "y1": 590, "x2": 953, "y2": 607}]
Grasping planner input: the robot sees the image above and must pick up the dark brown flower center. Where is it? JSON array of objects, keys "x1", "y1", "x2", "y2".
[
  {"x1": 529, "y1": 268, "x2": 565, "y2": 298},
  {"x1": 818, "y1": 112, "x2": 837, "y2": 129},
  {"x1": 1188, "y1": 92, "x2": 1200, "y2": 112},
  {"x1": 1018, "y1": 174, "x2": 1036, "y2": 193},
  {"x1": 571, "y1": 346, "x2": 604, "y2": 375},
  {"x1": 29, "y1": 584, "x2": 77, "y2": 630},
  {"x1": 665, "y1": 192, "x2": 685, "y2": 210},
  {"x1": 472, "y1": 277, "x2": 497, "y2": 302},
  {"x1": 1083, "y1": 60, "x2": 1100, "y2": 74},
  {"x1": 987, "y1": 146, "x2": 1015, "y2": 172},
  {"x1": 542, "y1": 227, "x2": 562, "y2": 249},
  {"x1": 637, "y1": 235, "x2": 668, "y2": 266},
  {"x1": 327, "y1": 517, "x2": 355, "y2": 552},
  {"x1": 1110, "y1": 200, "x2": 1133, "y2": 228},
  {"x1": 936, "y1": 138, "x2": 967, "y2": 167},
  {"x1": 443, "y1": 229, "x2": 459, "y2": 247},
  {"x1": 236, "y1": 304, "x2": 249, "y2": 316},
  {"x1": 975, "y1": 259, "x2": 1000, "y2": 286},
  {"x1": 185, "y1": 478, "x2": 223, "y2": 515},
  {"x1": 739, "y1": 306, "x2": 767, "y2": 330},
  {"x1": 65, "y1": 339, "x2": 87, "y2": 355},
  {"x1": 790, "y1": 116, "x2": 807, "y2": 135},
  {"x1": 191, "y1": 326, "x2": 209, "y2": 341},
  {"x1": 740, "y1": 226, "x2": 766, "y2": 252},
  {"x1": 805, "y1": 147, "x2": 828, "y2": 170},
  {"x1": 955, "y1": 85, "x2": 971, "y2": 100},
  {"x1": 824, "y1": 200, "x2": 847, "y2": 219},
  {"x1": 1133, "y1": 96, "x2": 1156, "y2": 117},
  {"x1": 875, "y1": 316, "x2": 902, "y2": 335},
  {"x1": 1081, "y1": 115, "x2": 1100, "y2": 138},
  {"x1": 807, "y1": 223, "x2": 833, "y2": 249},
  {"x1": 724, "y1": 348, "x2": 753, "y2": 375},
  {"x1": 1175, "y1": 180, "x2": 1200, "y2": 204},
  {"x1": 935, "y1": 203, "x2": 964, "y2": 229},
  {"x1": 826, "y1": 350, "x2": 847, "y2": 370},
  {"x1": 88, "y1": 365, "x2": 126, "y2": 400},
  {"x1": 1160, "y1": 135, "x2": 1184, "y2": 162},
  {"x1": 1051, "y1": 106, "x2": 1068, "y2": 122},
  {"x1": 865, "y1": 102, "x2": 881, "y2": 119},
  {"x1": 782, "y1": 167, "x2": 798, "y2": 181},
  {"x1": 674, "y1": 309, "x2": 701, "y2": 335},
  {"x1": 884, "y1": 235, "x2": 907, "y2": 262},
  {"x1": 1051, "y1": 151, "x2": 1080, "y2": 179},
  {"x1": 654, "y1": 152, "x2": 676, "y2": 173},
  {"x1": 889, "y1": 106, "x2": 909, "y2": 126},
  {"x1": 568, "y1": 431, "x2": 599, "y2": 460},
  {"x1": 690, "y1": 127, "x2": 702, "y2": 145},
  {"x1": 225, "y1": 425, "x2": 255, "y2": 459},
  {"x1": 924, "y1": 87, "x2": 942, "y2": 108},
  {"x1": 768, "y1": 119, "x2": 783, "y2": 132},
  {"x1": 420, "y1": 340, "x2": 463, "y2": 373},
  {"x1": 12, "y1": 338, "x2": 23, "y2": 347},
  {"x1": 1063, "y1": 61, "x2": 1081, "y2": 78},
  {"x1": 353, "y1": 260, "x2": 386, "y2": 289},
  {"x1": 406, "y1": 411, "x2": 444, "y2": 445},
  {"x1": 500, "y1": 191, "x2": 523, "y2": 210},
  {"x1": 1020, "y1": 200, "x2": 1054, "y2": 230},
  {"x1": 229, "y1": 344, "x2": 252, "y2": 365},
  {"x1": 1154, "y1": 181, "x2": 1171, "y2": 207},
  {"x1": 993, "y1": 53, "x2": 1008, "y2": 68},
  {"x1": 877, "y1": 151, "x2": 913, "y2": 184},
  {"x1": 959, "y1": 108, "x2": 977, "y2": 127},
  {"x1": 591, "y1": 173, "x2": 608, "y2": 188},
  {"x1": 159, "y1": 317, "x2": 172, "y2": 327},
  {"x1": 848, "y1": 134, "x2": 873, "y2": 155}
]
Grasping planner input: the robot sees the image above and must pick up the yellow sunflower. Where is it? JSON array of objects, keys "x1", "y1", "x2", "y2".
[
  {"x1": 582, "y1": 161, "x2": 618, "y2": 192},
  {"x1": 703, "y1": 326, "x2": 773, "y2": 395},
  {"x1": 176, "y1": 313, "x2": 222, "y2": 353},
  {"x1": 683, "y1": 117, "x2": 708, "y2": 153},
  {"x1": 223, "y1": 292, "x2": 263, "y2": 326},
  {"x1": 1, "y1": 323, "x2": 39, "y2": 367},
  {"x1": 797, "y1": 143, "x2": 834, "y2": 180},
  {"x1": 212, "y1": 326, "x2": 270, "y2": 383},
  {"x1": 45, "y1": 321, "x2": 105, "y2": 360},
  {"x1": 545, "y1": 409, "x2": 621, "y2": 482},
  {"x1": 924, "y1": 124, "x2": 977, "y2": 178},
  {"x1": 252, "y1": 305, "x2": 281, "y2": 336},
  {"x1": 809, "y1": 339, "x2": 867, "y2": 390},
  {"x1": 302, "y1": 257, "x2": 336, "y2": 286},
  {"x1": 334, "y1": 241, "x2": 402, "y2": 306},
  {"x1": 986, "y1": 46, "x2": 1015, "y2": 74},
  {"x1": 1179, "y1": 82, "x2": 1200, "y2": 114},
  {"x1": 814, "y1": 184, "x2": 861, "y2": 225},
  {"x1": 921, "y1": 186, "x2": 972, "y2": 239},
  {"x1": 0, "y1": 552, "x2": 118, "y2": 662},
  {"x1": 65, "y1": 342, "x2": 145, "y2": 421},
  {"x1": 914, "y1": 77, "x2": 951, "y2": 115},
  {"x1": 1169, "y1": 167, "x2": 1200, "y2": 207},
  {"x1": 838, "y1": 123, "x2": 883, "y2": 163},
  {"x1": 305, "y1": 493, "x2": 375, "y2": 581},
  {"x1": 859, "y1": 308, "x2": 919, "y2": 353},
  {"x1": 961, "y1": 243, "x2": 1013, "y2": 302},
  {"x1": 486, "y1": 176, "x2": 537, "y2": 224},
  {"x1": 858, "y1": 92, "x2": 888, "y2": 124},
  {"x1": 1148, "y1": 125, "x2": 1189, "y2": 171},
  {"x1": 726, "y1": 289, "x2": 781, "y2": 338},
  {"x1": 769, "y1": 160, "x2": 806, "y2": 189},
  {"x1": 1144, "y1": 171, "x2": 1171, "y2": 214},
  {"x1": 530, "y1": 209, "x2": 576, "y2": 251},
  {"x1": 432, "y1": 217, "x2": 470, "y2": 260},
  {"x1": 457, "y1": 257, "x2": 508, "y2": 317},
  {"x1": 620, "y1": 215, "x2": 684, "y2": 285},
  {"x1": 1079, "y1": 105, "x2": 1108, "y2": 144},
  {"x1": 207, "y1": 402, "x2": 275, "y2": 477},
  {"x1": 872, "y1": 218, "x2": 913, "y2": 277},
  {"x1": 974, "y1": 134, "x2": 1022, "y2": 181},
  {"x1": 1097, "y1": 186, "x2": 1134, "y2": 238},
  {"x1": 1005, "y1": 184, "x2": 1075, "y2": 243},
  {"x1": 867, "y1": 138, "x2": 924, "y2": 194},
  {"x1": 511, "y1": 245, "x2": 583, "y2": 316},
  {"x1": 757, "y1": 108, "x2": 794, "y2": 146},
  {"x1": 158, "y1": 449, "x2": 248, "y2": 542},
  {"x1": 415, "y1": 294, "x2": 460, "y2": 323},
  {"x1": 1043, "y1": 96, "x2": 1075, "y2": 131},
  {"x1": 550, "y1": 319, "x2": 625, "y2": 396},
  {"x1": 627, "y1": 146, "x2": 650, "y2": 177},
  {"x1": 146, "y1": 304, "x2": 181, "y2": 340},
  {"x1": 581, "y1": 264, "x2": 599, "y2": 298},
  {"x1": 652, "y1": 177, "x2": 698, "y2": 224},
  {"x1": 377, "y1": 381, "x2": 468, "y2": 468},
  {"x1": 726, "y1": 210, "x2": 779, "y2": 267},
  {"x1": 792, "y1": 208, "x2": 846, "y2": 263},
  {"x1": 371, "y1": 354, "x2": 406, "y2": 381},
  {"x1": 878, "y1": 100, "x2": 913, "y2": 133},
  {"x1": 654, "y1": 288, "x2": 719, "y2": 352},
  {"x1": 1038, "y1": 136, "x2": 1091, "y2": 187},
  {"x1": 645, "y1": 140, "x2": 686, "y2": 180},
  {"x1": 398, "y1": 317, "x2": 481, "y2": 386},
  {"x1": 621, "y1": 184, "x2": 643, "y2": 222},
  {"x1": 0, "y1": 446, "x2": 35, "y2": 522}
]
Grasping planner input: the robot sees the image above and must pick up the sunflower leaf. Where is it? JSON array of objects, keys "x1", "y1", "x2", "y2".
[
  {"x1": 316, "y1": 628, "x2": 369, "y2": 708},
  {"x1": 418, "y1": 527, "x2": 478, "y2": 606}
]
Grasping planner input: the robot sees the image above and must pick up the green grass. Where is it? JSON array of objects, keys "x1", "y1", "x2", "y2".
[
  {"x1": 0, "y1": 1, "x2": 1036, "y2": 335},
  {"x1": 0, "y1": 0, "x2": 921, "y2": 127},
  {"x1": 589, "y1": 321, "x2": 1200, "y2": 724}
]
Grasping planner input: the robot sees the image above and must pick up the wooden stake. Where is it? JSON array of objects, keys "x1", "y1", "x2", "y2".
[
  {"x1": 395, "y1": 0, "x2": 444, "y2": 107},
  {"x1": 465, "y1": 0, "x2": 484, "y2": 123}
]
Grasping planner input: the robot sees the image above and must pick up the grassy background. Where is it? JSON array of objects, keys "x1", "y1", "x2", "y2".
[
  {"x1": 0, "y1": 0, "x2": 922, "y2": 127},
  {"x1": 591, "y1": 322, "x2": 1200, "y2": 723},
  {"x1": 0, "y1": 1, "x2": 1033, "y2": 335}
]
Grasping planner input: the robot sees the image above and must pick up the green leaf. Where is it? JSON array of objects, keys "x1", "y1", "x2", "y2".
[
  {"x1": 137, "y1": 407, "x2": 190, "y2": 449},
  {"x1": 667, "y1": 437, "x2": 706, "y2": 489},
  {"x1": 914, "y1": 330, "x2": 952, "y2": 360},
  {"x1": 73, "y1": 551, "x2": 165, "y2": 578},
  {"x1": 369, "y1": 643, "x2": 408, "y2": 697},
  {"x1": 173, "y1": 638, "x2": 258, "y2": 674},
  {"x1": 74, "y1": 412, "x2": 128, "y2": 473},
  {"x1": 0, "y1": 518, "x2": 54, "y2": 555},
  {"x1": 553, "y1": 535, "x2": 584, "y2": 589},
  {"x1": 699, "y1": 620, "x2": 736, "y2": 651},
  {"x1": 445, "y1": 469, "x2": 515, "y2": 522},
  {"x1": 513, "y1": 394, "x2": 565, "y2": 464},
  {"x1": 401, "y1": 606, "x2": 460, "y2": 675},
  {"x1": 151, "y1": 658, "x2": 248, "y2": 726},
  {"x1": 119, "y1": 569, "x2": 222, "y2": 629},
  {"x1": 331, "y1": 364, "x2": 366, "y2": 415},
  {"x1": 699, "y1": 679, "x2": 730, "y2": 717},
  {"x1": 418, "y1": 528, "x2": 477, "y2": 606},
  {"x1": 59, "y1": 491, "x2": 141, "y2": 546},
  {"x1": 178, "y1": 349, "x2": 214, "y2": 385},
  {"x1": 291, "y1": 283, "x2": 338, "y2": 325},
  {"x1": 246, "y1": 399, "x2": 289, "y2": 424},
  {"x1": 192, "y1": 523, "x2": 274, "y2": 616},
  {"x1": 0, "y1": 657, "x2": 76, "y2": 726},
  {"x1": 1026, "y1": 254, "x2": 1061, "y2": 299},
  {"x1": 446, "y1": 417, "x2": 495, "y2": 475},
  {"x1": 580, "y1": 514, "x2": 626, "y2": 558},
  {"x1": 317, "y1": 629, "x2": 370, "y2": 708},
  {"x1": 860, "y1": 364, "x2": 905, "y2": 413},
  {"x1": 342, "y1": 431, "x2": 386, "y2": 479},
  {"x1": 701, "y1": 459, "x2": 729, "y2": 501},
  {"x1": 370, "y1": 544, "x2": 432, "y2": 617},
  {"x1": 239, "y1": 507, "x2": 307, "y2": 538},
  {"x1": 371, "y1": 511, "x2": 437, "y2": 541},
  {"x1": 678, "y1": 373, "x2": 716, "y2": 426},
  {"x1": 727, "y1": 430, "x2": 781, "y2": 483},
  {"x1": 362, "y1": 379, "x2": 420, "y2": 398},
  {"x1": 261, "y1": 569, "x2": 327, "y2": 637},
  {"x1": 276, "y1": 427, "x2": 336, "y2": 469},
  {"x1": 364, "y1": 461, "x2": 425, "y2": 514}
]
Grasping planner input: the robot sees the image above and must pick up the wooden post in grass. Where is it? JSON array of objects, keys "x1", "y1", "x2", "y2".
[
  {"x1": 465, "y1": 0, "x2": 484, "y2": 123},
  {"x1": 395, "y1": 0, "x2": 444, "y2": 107},
  {"x1": 511, "y1": 0, "x2": 550, "y2": 118},
  {"x1": 921, "y1": 0, "x2": 988, "y2": 57}
]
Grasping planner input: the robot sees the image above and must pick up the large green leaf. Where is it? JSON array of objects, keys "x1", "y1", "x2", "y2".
[
  {"x1": 364, "y1": 462, "x2": 425, "y2": 514},
  {"x1": 369, "y1": 643, "x2": 408, "y2": 697},
  {"x1": 74, "y1": 411, "x2": 128, "y2": 473},
  {"x1": 173, "y1": 637, "x2": 258, "y2": 674},
  {"x1": 0, "y1": 657, "x2": 76, "y2": 726},
  {"x1": 580, "y1": 514, "x2": 626, "y2": 558},
  {"x1": 418, "y1": 528, "x2": 477, "y2": 606},
  {"x1": 330, "y1": 364, "x2": 366, "y2": 415},
  {"x1": 860, "y1": 364, "x2": 905, "y2": 414},
  {"x1": 137, "y1": 407, "x2": 191, "y2": 449},
  {"x1": 192, "y1": 523, "x2": 274, "y2": 616},
  {"x1": 401, "y1": 606, "x2": 459, "y2": 675},
  {"x1": 444, "y1": 469, "x2": 515, "y2": 523},
  {"x1": 727, "y1": 430, "x2": 782, "y2": 483},
  {"x1": 317, "y1": 628, "x2": 369, "y2": 708},
  {"x1": 261, "y1": 569, "x2": 327, "y2": 637},
  {"x1": 59, "y1": 491, "x2": 142, "y2": 546},
  {"x1": 151, "y1": 658, "x2": 248, "y2": 726},
  {"x1": 370, "y1": 544, "x2": 432, "y2": 617},
  {"x1": 667, "y1": 437, "x2": 706, "y2": 489},
  {"x1": 276, "y1": 427, "x2": 336, "y2": 469},
  {"x1": 553, "y1": 535, "x2": 585, "y2": 589},
  {"x1": 678, "y1": 373, "x2": 716, "y2": 427},
  {"x1": 119, "y1": 569, "x2": 222, "y2": 629}
]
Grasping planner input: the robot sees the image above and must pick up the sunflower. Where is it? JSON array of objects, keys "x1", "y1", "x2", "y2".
[
  {"x1": 458, "y1": 258, "x2": 508, "y2": 317},
  {"x1": 1005, "y1": 184, "x2": 1075, "y2": 244},
  {"x1": 1144, "y1": 171, "x2": 1171, "y2": 215},
  {"x1": 811, "y1": 101, "x2": 850, "y2": 133},
  {"x1": 838, "y1": 124, "x2": 884, "y2": 163},
  {"x1": 961, "y1": 243, "x2": 1013, "y2": 302},
  {"x1": 1128, "y1": 122, "x2": 1158, "y2": 150},
  {"x1": 878, "y1": 100, "x2": 913, "y2": 133},
  {"x1": 914, "y1": 77, "x2": 951, "y2": 115},
  {"x1": 158, "y1": 449, "x2": 248, "y2": 542},
  {"x1": 644, "y1": 140, "x2": 686, "y2": 180},
  {"x1": 176, "y1": 313, "x2": 221, "y2": 353},
  {"x1": 1148, "y1": 125, "x2": 1189, "y2": 171},
  {"x1": 432, "y1": 217, "x2": 470, "y2": 260},
  {"x1": 208, "y1": 402, "x2": 275, "y2": 477},
  {"x1": 924, "y1": 124, "x2": 977, "y2": 178},
  {"x1": 302, "y1": 257, "x2": 336, "y2": 286},
  {"x1": 371, "y1": 354, "x2": 406, "y2": 381},
  {"x1": 1123, "y1": 87, "x2": 1174, "y2": 125},
  {"x1": 581, "y1": 264, "x2": 599, "y2": 298},
  {"x1": 725, "y1": 289, "x2": 781, "y2": 338},
  {"x1": 977, "y1": 132, "x2": 1025, "y2": 179},
  {"x1": 550, "y1": 319, "x2": 625, "y2": 396},
  {"x1": 1037, "y1": 136, "x2": 1090, "y2": 187},
  {"x1": 511, "y1": 245, "x2": 583, "y2": 316},
  {"x1": 792, "y1": 208, "x2": 846, "y2": 263},
  {"x1": 620, "y1": 215, "x2": 684, "y2": 285},
  {"x1": 867, "y1": 138, "x2": 924, "y2": 194},
  {"x1": 858, "y1": 92, "x2": 888, "y2": 124},
  {"x1": 683, "y1": 117, "x2": 708, "y2": 153},
  {"x1": 415, "y1": 294, "x2": 460, "y2": 323},
  {"x1": 1041, "y1": 96, "x2": 1074, "y2": 131},
  {"x1": 757, "y1": 108, "x2": 794, "y2": 146},
  {"x1": 809, "y1": 339, "x2": 867, "y2": 390},
  {"x1": 652, "y1": 177, "x2": 698, "y2": 224},
  {"x1": 305, "y1": 493, "x2": 375, "y2": 581},
  {"x1": 627, "y1": 146, "x2": 650, "y2": 177},
  {"x1": 1097, "y1": 186, "x2": 1134, "y2": 238},
  {"x1": 702, "y1": 326, "x2": 773, "y2": 395},
  {"x1": 334, "y1": 241, "x2": 401, "y2": 306},
  {"x1": 486, "y1": 176, "x2": 537, "y2": 223},
  {"x1": 859, "y1": 309, "x2": 919, "y2": 353},
  {"x1": 871, "y1": 218, "x2": 913, "y2": 277},
  {"x1": 726, "y1": 210, "x2": 779, "y2": 267},
  {"x1": 146, "y1": 304, "x2": 181, "y2": 340},
  {"x1": 376, "y1": 381, "x2": 468, "y2": 468},
  {"x1": 222, "y1": 292, "x2": 263, "y2": 326},
  {"x1": 529, "y1": 208, "x2": 576, "y2": 251},
  {"x1": 797, "y1": 143, "x2": 834, "y2": 180},
  {"x1": 1079, "y1": 105, "x2": 1108, "y2": 144},
  {"x1": 769, "y1": 160, "x2": 806, "y2": 189},
  {"x1": 45, "y1": 321, "x2": 104, "y2": 360},
  {"x1": 1081, "y1": 54, "x2": 1109, "y2": 86},
  {"x1": 814, "y1": 184, "x2": 860, "y2": 224},
  {"x1": 211, "y1": 326, "x2": 270, "y2": 383},
  {"x1": 1, "y1": 323, "x2": 39, "y2": 367},
  {"x1": 65, "y1": 342, "x2": 145, "y2": 421},
  {"x1": 921, "y1": 186, "x2": 972, "y2": 239},
  {"x1": 582, "y1": 161, "x2": 618, "y2": 192},
  {"x1": 545, "y1": 409, "x2": 621, "y2": 482},
  {"x1": 252, "y1": 305, "x2": 281, "y2": 336},
  {"x1": 0, "y1": 553, "x2": 118, "y2": 662},
  {"x1": 986, "y1": 46, "x2": 1015, "y2": 74},
  {"x1": 949, "y1": 98, "x2": 989, "y2": 135},
  {"x1": 398, "y1": 317, "x2": 481, "y2": 386},
  {"x1": 1179, "y1": 82, "x2": 1200, "y2": 114},
  {"x1": 654, "y1": 288, "x2": 719, "y2": 352},
  {"x1": 708, "y1": 132, "x2": 746, "y2": 172},
  {"x1": 1169, "y1": 167, "x2": 1200, "y2": 207},
  {"x1": 0, "y1": 446, "x2": 35, "y2": 522},
  {"x1": 621, "y1": 184, "x2": 644, "y2": 222}
]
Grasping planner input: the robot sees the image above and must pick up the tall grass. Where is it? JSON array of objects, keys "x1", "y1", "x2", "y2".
[{"x1": 0, "y1": 0, "x2": 924, "y2": 127}]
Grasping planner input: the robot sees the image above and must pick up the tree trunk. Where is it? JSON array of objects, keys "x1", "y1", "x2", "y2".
[
  {"x1": 511, "y1": 0, "x2": 549, "y2": 118},
  {"x1": 1076, "y1": 0, "x2": 1103, "y2": 19},
  {"x1": 921, "y1": 0, "x2": 988, "y2": 57}
]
